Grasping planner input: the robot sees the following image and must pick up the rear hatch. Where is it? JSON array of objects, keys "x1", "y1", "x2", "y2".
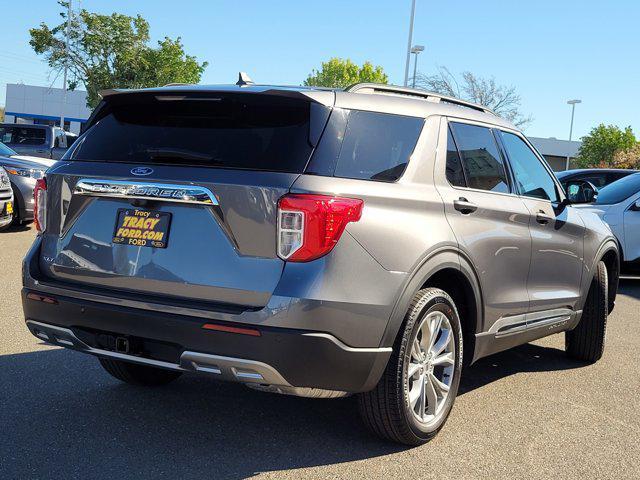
[{"x1": 38, "y1": 88, "x2": 333, "y2": 308}]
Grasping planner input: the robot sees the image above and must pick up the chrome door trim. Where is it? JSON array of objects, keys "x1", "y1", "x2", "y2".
[
  {"x1": 74, "y1": 179, "x2": 218, "y2": 205},
  {"x1": 490, "y1": 308, "x2": 575, "y2": 336}
]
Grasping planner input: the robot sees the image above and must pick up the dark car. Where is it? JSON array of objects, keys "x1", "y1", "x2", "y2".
[{"x1": 556, "y1": 168, "x2": 637, "y2": 192}]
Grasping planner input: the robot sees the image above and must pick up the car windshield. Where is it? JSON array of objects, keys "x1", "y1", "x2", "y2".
[
  {"x1": 595, "y1": 173, "x2": 640, "y2": 205},
  {"x1": 0, "y1": 142, "x2": 17, "y2": 157}
]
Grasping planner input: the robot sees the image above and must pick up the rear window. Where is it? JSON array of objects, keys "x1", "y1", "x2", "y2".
[
  {"x1": 0, "y1": 126, "x2": 47, "y2": 146},
  {"x1": 307, "y1": 109, "x2": 423, "y2": 182},
  {"x1": 67, "y1": 94, "x2": 319, "y2": 173}
]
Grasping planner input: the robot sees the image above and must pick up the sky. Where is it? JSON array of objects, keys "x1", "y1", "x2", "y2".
[{"x1": 0, "y1": 0, "x2": 638, "y2": 140}]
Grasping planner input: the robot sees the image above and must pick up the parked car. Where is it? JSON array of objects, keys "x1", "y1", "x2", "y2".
[
  {"x1": 21, "y1": 82, "x2": 619, "y2": 445},
  {"x1": 573, "y1": 172, "x2": 640, "y2": 274},
  {"x1": 0, "y1": 142, "x2": 55, "y2": 225},
  {"x1": 556, "y1": 168, "x2": 637, "y2": 193},
  {"x1": 0, "y1": 123, "x2": 77, "y2": 159},
  {"x1": 0, "y1": 167, "x2": 14, "y2": 231}
]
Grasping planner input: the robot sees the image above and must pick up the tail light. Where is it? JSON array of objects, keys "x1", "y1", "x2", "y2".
[
  {"x1": 277, "y1": 194, "x2": 364, "y2": 262},
  {"x1": 34, "y1": 178, "x2": 47, "y2": 233}
]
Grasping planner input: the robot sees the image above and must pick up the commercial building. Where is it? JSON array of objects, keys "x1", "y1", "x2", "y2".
[
  {"x1": 3, "y1": 83, "x2": 91, "y2": 134},
  {"x1": 528, "y1": 136, "x2": 582, "y2": 171}
]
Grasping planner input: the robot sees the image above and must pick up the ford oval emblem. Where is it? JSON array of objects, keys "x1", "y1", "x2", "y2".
[{"x1": 131, "y1": 167, "x2": 154, "y2": 176}]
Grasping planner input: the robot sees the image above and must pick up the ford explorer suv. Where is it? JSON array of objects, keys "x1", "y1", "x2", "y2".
[
  {"x1": 0, "y1": 123, "x2": 76, "y2": 159},
  {"x1": 21, "y1": 82, "x2": 620, "y2": 445}
]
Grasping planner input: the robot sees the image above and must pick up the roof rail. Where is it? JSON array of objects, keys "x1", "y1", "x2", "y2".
[{"x1": 344, "y1": 83, "x2": 496, "y2": 115}]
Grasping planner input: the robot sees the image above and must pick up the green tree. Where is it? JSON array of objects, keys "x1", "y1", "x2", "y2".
[
  {"x1": 576, "y1": 124, "x2": 637, "y2": 168},
  {"x1": 304, "y1": 58, "x2": 388, "y2": 89},
  {"x1": 0, "y1": 105, "x2": 4, "y2": 122},
  {"x1": 29, "y1": 1, "x2": 208, "y2": 108}
]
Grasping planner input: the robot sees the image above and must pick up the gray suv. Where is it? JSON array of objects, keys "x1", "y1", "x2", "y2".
[{"x1": 21, "y1": 82, "x2": 620, "y2": 445}]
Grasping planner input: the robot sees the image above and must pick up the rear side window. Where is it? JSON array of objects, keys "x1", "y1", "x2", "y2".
[
  {"x1": 307, "y1": 109, "x2": 423, "y2": 182},
  {"x1": 0, "y1": 126, "x2": 47, "y2": 146},
  {"x1": 449, "y1": 122, "x2": 509, "y2": 193},
  {"x1": 68, "y1": 94, "x2": 319, "y2": 173}
]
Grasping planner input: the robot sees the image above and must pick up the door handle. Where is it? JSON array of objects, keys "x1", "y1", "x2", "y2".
[
  {"x1": 453, "y1": 197, "x2": 478, "y2": 214},
  {"x1": 536, "y1": 210, "x2": 553, "y2": 224}
]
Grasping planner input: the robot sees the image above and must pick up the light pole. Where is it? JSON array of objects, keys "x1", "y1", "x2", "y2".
[
  {"x1": 60, "y1": 0, "x2": 72, "y2": 131},
  {"x1": 403, "y1": 0, "x2": 417, "y2": 86},
  {"x1": 410, "y1": 45, "x2": 424, "y2": 88},
  {"x1": 566, "y1": 99, "x2": 582, "y2": 170}
]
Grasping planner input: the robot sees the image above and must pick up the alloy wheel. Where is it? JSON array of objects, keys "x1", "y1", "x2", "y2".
[{"x1": 406, "y1": 310, "x2": 456, "y2": 426}]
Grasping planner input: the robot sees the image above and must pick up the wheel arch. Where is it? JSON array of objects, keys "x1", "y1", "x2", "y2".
[
  {"x1": 599, "y1": 241, "x2": 620, "y2": 313},
  {"x1": 380, "y1": 248, "x2": 483, "y2": 364}
]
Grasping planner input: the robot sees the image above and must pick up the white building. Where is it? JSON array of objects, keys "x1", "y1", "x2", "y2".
[
  {"x1": 3, "y1": 83, "x2": 91, "y2": 134},
  {"x1": 528, "y1": 137, "x2": 582, "y2": 171}
]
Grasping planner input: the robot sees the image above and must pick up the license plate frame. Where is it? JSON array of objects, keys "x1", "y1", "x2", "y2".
[{"x1": 112, "y1": 208, "x2": 172, "y2": 249}]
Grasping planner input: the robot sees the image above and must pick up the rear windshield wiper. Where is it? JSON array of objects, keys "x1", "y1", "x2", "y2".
[{"x1": 144, "y1": 148, "x2": 221, "y2": 163}]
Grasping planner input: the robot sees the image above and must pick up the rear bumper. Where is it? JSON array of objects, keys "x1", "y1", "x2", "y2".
[{"x1": 22, "y1": 289, "x2": 391, "y2": 393}]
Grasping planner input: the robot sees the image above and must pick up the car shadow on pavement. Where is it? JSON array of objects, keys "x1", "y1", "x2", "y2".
[
  {"x1": 2, "y1": 222, "x2": 32, "y2": 233},
  {"x1": 1, "y1": 339, "x2": 588, "y2": 479},
  {"x1": 618, "y1": 278, "x2": 640, "y2": 300},
  {"x1": 459, "y1": 342, "x2": 585, "y2": 396}
]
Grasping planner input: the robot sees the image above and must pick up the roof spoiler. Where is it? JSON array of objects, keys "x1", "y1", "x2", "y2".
[{"x1": 345, "y1": 83, "x2": 496, "y2": 115}]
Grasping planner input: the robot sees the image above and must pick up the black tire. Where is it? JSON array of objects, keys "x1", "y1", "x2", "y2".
[
  {"x1": 566, "y1": 260, "x2": 608, "y2": 363},
  {"x1": 358, "y1": 288, "x2": 463, "y2": 445},
  {"x1": 99, "y1": 357, "x2": 182, "y2": 386}
]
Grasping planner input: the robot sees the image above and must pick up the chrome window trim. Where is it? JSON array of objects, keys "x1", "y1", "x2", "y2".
[{"x1": 74, "y1": 179, "x2": 218, "y2": 206}]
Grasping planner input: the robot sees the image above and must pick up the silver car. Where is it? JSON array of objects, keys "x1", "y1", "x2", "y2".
[
  {"x1": 573, "y1": 172, "x2": 640, "y2": 273},
  {"x1": 0, "y1": 142, "x2": 54, "y2": 225},
  {"x1": 21, "y1": 82, "x2": 619, "y2": 445},
  {"x1": 0, "y1": 167, "x2": 14, "y2": 230}
]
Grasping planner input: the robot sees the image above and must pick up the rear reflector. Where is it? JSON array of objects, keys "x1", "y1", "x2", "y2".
[
  {"x1": 201, "y1": 323, "x2": 261, "y2": 337},
  {"x1": 26, "y1": 292, "x2": 58, "y2": 304},
  {"x1": 277, "y1": 194, "x2": 364, "y2": 262}
]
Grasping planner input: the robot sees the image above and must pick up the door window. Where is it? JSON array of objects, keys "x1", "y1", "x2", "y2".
[
  {"x1": 500, "y1": 131, "x2": 560, "y2": 203},
  {"x1": 449, "y1": 122, "x2": 509, "y2": 193}
]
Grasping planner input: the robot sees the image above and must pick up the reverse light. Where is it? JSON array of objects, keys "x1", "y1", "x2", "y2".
[
  {"x1": 33, "y1": 177, "x2": 47, "y2": 233},
  {"x1": 277, "y1": 194, "x2": 364, "y2": 262}
]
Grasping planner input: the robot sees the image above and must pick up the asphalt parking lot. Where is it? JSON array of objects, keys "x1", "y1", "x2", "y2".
[{"x1": 1, "y1": 224, "x2": 639, "y2": 479}]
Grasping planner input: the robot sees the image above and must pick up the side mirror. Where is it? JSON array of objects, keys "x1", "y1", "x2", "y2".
[{"x1": 565, "y1": 180, "x2": 598, "y2": 204}]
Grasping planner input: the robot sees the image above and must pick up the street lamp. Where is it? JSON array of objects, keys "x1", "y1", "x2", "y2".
[
  {"x1": 566, "y1": 99, "x2": 582, "y2": 170},
  {"x1": 410, "y1": 45, "x2": 425, "y2": 88},
  {"x1": 403, "y1": 0, "x2": 417, "y2": 86}
]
